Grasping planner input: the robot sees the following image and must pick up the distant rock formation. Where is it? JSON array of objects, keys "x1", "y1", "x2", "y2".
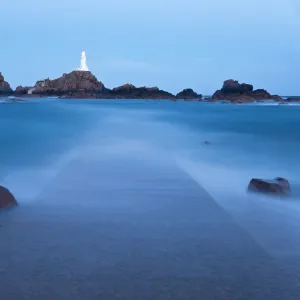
[
  {"x1": 12, "y1": 73, "x2": 285, "y2": 103},
  {"x1": 176, "y1": 89, "x2": 202, "y2": 100},
  {"x1": 210, "y1": 80, "x2": 282, "y2": 102},
  {"x1": 0, "y1": 186, "x2": 18, "y2": 209},
  {"x1": 20, "y1": 73, "x2": 176, "y2": 99},
  {"x1": 15, "y1": 86, "x2": 31, "y2": 95},
  {"x1": 112, "y1": 83, "x2": 137, "y2": 91},
  {"x1": 32, "y1": 71, "x2": 105, "y2": 97},
  {"x1": 285, "y1": 97, "x2": 300, "y2": 102},
  {"x1": 0, "y1": 73, "x2": 13, "y2": 95},
  {"x1": 100, "y1": 83, "x2": 175, "y2": 100}
]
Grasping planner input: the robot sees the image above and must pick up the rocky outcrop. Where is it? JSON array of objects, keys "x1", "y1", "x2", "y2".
[
  {"x1": 176, "y1": 89, "x2": 202, "y2": 100},
  {"x1": 285, "y1": 97, "x2": 300, "y2": 102},
  {"x1": 210, "y1": 80, "x2": 282, "y2": 102},
  {"x1": 33, "y1": 71, "x2": 105, "y2": 97},
  {"x1": 247, "y1": 177, "x2": 291, "y2": 197},
  {"x1": 0, "y1": 73, "x2": 13, "y2": 96},
  {"x1": 112, "y1": 83, "x2": 137, "y2": 91},
  {"x1": 0, "y1": 186, "x2": 18, "y2": 209},
  {"x1": 101, "y1": 83, "x2": 175, "y2": 100},
  {"x1": 14, "y1": 86, "x2": 32, "y2": 95}
]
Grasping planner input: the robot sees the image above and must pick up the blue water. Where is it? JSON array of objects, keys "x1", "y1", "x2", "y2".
[
  {"x1": 1, "y1": 98, "x2": 300, "y2": 299},
  {"x1": 1, "y1": 99, "x2": 300, "y2": 198}
]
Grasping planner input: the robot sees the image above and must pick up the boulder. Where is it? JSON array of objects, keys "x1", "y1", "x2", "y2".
[
  {"x1": 0, "y1": 186, "x2": 18, "y2": 209},
  {"x1": 247, "y1": 177, "x2": 291, "y2": 196},
  {"x1": 176, "y1": 88, "x2": 202, "y2": 100},
  {"x1": 0, "y1": 73, "x2": 13, "y2": 95}
]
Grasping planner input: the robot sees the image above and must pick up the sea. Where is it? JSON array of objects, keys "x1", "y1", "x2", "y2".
[{"x1": 0, "y1": 98, "x2": 300, "y2": 299}]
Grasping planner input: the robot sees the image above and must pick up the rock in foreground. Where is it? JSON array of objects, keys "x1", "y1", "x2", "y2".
[
  {"x1": 211, "y1": 79, "x2": 282, "y2": 102},
  {"x1": 247, "y1": 177, "x2": 291, "y2": 197},
  {"x1": 0, "y1": 186, "x2": 18, "y2": 209}
]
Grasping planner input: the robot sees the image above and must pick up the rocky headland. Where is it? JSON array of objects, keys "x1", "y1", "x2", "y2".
[{"x1": 0, "y1": 71, "x2": 288, "y2": 102}]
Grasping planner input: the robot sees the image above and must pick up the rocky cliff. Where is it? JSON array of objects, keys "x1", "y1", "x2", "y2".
[
  {"x1": 176, "y1": 89, "x2": 202, "y2": 100},
  {"x1": 211, "y1": 80, "x2": 282, "y2": 102},
  {"x1": 0, "y1": 73, "x2": 13, "y2": 95}
]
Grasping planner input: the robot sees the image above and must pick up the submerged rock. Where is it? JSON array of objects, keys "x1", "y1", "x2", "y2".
[
  {"x1": 0, "y1": 186, "x2": 18, "y2": 209},
  {"x1": 247, "y1": 177, "x2": 291, "y2": 197}
]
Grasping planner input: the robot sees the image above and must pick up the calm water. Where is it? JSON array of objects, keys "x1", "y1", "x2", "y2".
[
  {"x1": 1, "y1": 98, "x2": 300, "y2": 299},
  {"x1": 1, "y1": 99, "x2": 300, "y2": 200}
]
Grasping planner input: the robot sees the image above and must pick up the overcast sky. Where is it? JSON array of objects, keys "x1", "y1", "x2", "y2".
[{"x1": 1, "y1": 0, "x2": 300, "y2": 94}]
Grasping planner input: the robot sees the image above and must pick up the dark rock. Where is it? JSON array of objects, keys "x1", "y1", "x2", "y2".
[
  {"x1": 112, "y1": 83, "x2": 136, "y2": 92},
  {"x1": 210, "y1": 79, "x2": 282, "y2": 102},
  {"x1": 0, "y1": 73, "x2": 13, "y2": 96},
  {"x1": 247, "y1": 177, "x2": 291, "y2": 197},
  {"x1": 29, "y1": 74, "x2": 176, "y2": 100},
  {"x1": 101, "y1": 84, "x2": 175, "y2": 100},
  {"x1": 0, "y1": 186, "x2": 18, "y2": 209},
  {"x1": 33, "y1": 71, "x2": 105, "y2": 97},
  {"x1": 176, "y1": 89, "x2": 202, "y2": 100},
  {"x1": 286, "y1": 97, "x2": 300, "y2": 102},
  {"x1": 222, "y1": 80, "x2": 253, "y2": 93},
  {"x1": 14, "y1": 86, "x2": 31, "y2": 95}
]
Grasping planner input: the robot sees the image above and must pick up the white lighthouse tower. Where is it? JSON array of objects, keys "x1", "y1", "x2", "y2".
[{"x1": 77, "y1": 51, "x2": 89, "y2": 71}]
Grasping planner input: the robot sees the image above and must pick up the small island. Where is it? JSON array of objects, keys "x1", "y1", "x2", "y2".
[{"x1": 206, "y1": 79, "x2": 282, "y2": 103}]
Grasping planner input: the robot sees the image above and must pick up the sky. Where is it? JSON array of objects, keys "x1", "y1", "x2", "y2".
[{"x1": 1, "y1": 0, "x2": 300, "y2": 95}]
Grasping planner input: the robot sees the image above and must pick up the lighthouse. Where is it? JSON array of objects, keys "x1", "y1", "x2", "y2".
[{"x1": 77, "y1": 51, "x2": 89, "y2": 71}]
